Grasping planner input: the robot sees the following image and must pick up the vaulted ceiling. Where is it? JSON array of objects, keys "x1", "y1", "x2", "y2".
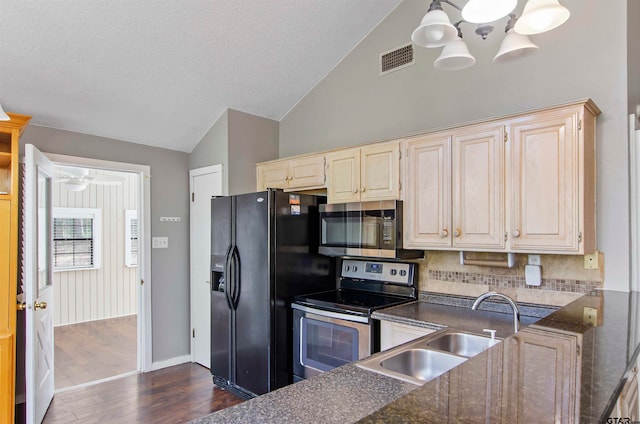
[{"x1": 0, "y1": 0, "x2": 401, "y2": 152}]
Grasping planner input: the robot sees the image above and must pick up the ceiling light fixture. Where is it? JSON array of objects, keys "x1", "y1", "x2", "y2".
[
  {"x1": 64, "y1": 178, "x2": 89, "y2": 192},
  {"x1": 412, "y1": 0, "x2": 569, "y2": 70}
]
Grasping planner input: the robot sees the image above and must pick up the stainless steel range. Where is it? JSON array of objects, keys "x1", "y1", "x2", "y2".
[{"x1": 292, "y1": 258, "x2": 417, "y2": 381}]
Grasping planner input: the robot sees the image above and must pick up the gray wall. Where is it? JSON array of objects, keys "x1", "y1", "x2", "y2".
[
  {"x1": 280, "y1": 0, "x2": 630, "y2": 291},
  {"x1": 629, "y1": 0, "x2": 640, "y2": 115},
  {"x1": 20, "y1": 125, "x2": 191, "y2": 362},
  {"x1": 189, "y1": 108, "x2": 279, "y2": 195},
  {"x1": 190, "y1": 110, "x2": 229, "y2": 171},
  {"x1": 228, "y1": 109, "x2": 279, "y2": 195}
]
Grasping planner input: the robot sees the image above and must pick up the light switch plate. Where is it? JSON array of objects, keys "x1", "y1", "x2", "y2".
[
  {"x1": 525, "y1": 264, "x2": 541, "y2": 286},
  {"x1": 152, "y1": 237, "x2": 169, "y2": 248}
]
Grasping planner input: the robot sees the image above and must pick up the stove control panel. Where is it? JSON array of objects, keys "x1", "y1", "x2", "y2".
[{"x1": 341, "y1": 259, "x2": 414, "y2": 285}]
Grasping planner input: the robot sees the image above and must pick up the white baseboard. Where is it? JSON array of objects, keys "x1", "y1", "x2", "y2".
[{"x1": 151, "y1": 354, "x2": 191, "y2": 371}]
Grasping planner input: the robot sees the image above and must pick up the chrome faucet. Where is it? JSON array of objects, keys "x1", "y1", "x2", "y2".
[{"x1": 472, "y1": 292, "x2": 520, "y2": 333}]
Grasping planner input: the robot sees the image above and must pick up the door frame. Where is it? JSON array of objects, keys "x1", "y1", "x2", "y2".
[
  {"x1": 189, "y1": 164, "x2": 226, "y2": 365},
  {"x1": 45, "y1": 153, "x2": 152, "y2": 372}
]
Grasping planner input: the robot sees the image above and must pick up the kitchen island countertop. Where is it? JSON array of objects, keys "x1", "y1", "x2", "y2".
[{"x1": 192, "y1": 290, "x2": 640, "y2": 423}]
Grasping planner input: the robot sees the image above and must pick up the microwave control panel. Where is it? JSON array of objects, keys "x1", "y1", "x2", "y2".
[{"x1": 341, "y1": 259, "x2": 413, "y2": 285}]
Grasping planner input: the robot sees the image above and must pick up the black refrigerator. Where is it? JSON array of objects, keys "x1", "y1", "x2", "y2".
[{"x1": 210, "y1": 189, "x2": 334, "y2": 399}]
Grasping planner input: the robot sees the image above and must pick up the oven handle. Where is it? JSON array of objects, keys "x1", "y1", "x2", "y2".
[
  {"x1": 291, "y1": 303, "x2": 370, "y2": 324},
  {"x1": 299, "y1": 316, "x2": 306, "y2": 368}
]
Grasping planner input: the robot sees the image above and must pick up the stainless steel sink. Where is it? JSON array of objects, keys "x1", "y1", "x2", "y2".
[
  {"x1": 379, "y1": 348, "x2": 466, "y2": 383},
  {"x1": 425, "y1": 331, "x2": 496, "y2": 358},
  {"x1": 356, "y1": 329, "x2": 499, "y2": 385}
]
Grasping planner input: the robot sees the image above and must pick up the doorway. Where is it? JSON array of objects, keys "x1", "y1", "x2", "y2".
[
  {"x1": 51, "y1": 165, "x2": 140, "y2": 390},
  {"x1": 190, "y1": 165, "x2": 225, "y2": 367}
]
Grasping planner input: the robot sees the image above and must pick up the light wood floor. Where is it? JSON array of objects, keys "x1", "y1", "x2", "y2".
[
  {"x1": 54, "y1": 315, "x2": 137, "y2": 390},
  {"x1": 42, "y1": 363, "x2": 245, "y2": 423}
]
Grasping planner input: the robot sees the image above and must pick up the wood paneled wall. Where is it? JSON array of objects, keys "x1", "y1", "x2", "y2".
[{"x1": 53, "y1": 170, "x2": 139, "y2": 326}]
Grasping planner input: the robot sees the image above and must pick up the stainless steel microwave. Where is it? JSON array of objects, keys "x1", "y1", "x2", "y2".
[{"x1": 318, "y1": 200, "x2": 423, "y2": 259}]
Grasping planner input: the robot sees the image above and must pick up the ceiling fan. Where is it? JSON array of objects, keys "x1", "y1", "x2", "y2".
[{"x1": 54, "y1": 166, "x2": 123, "y2": 192}]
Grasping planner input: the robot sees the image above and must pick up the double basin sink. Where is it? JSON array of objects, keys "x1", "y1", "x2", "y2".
[{"x1": 356, "y1": 329, "x2": 500, "y2": 385}]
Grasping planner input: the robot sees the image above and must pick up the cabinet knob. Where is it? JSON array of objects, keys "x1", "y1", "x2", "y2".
[
  {"x1": 361, "y1": 187, "x2": 366, "y2": 192},
  {"x1": 453, "y1": 229, "x2": 461, "y2": 238},
  {"x1": 353, "y1": 188, "x2": 359, "y2": 194},
  {"x1": 513, "y1": 229, "x2": 521, "y2": 238},
  {"x1": 440, "y1": 229, "x2": 449, "y2": 238}
]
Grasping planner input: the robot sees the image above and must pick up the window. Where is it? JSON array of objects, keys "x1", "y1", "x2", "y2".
[
  {"x1": 53, "y1": 208, "x2": 102, "y2": 271},
  {"x1": 125, "y1": 209, "x2": 138, "y2": 267}
]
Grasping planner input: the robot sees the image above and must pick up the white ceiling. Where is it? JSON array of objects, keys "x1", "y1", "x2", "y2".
[{"x1": 0, "y1": 0, "x2": 402, "y2": 152}]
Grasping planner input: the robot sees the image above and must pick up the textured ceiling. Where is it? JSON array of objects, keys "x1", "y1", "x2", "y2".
[{"x1": 0, "y1": 0, "x2": 401, "y2": 152}]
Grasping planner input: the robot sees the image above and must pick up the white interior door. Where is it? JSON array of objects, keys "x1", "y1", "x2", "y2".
[
  {"x1": 190, "y1": 165, "x2": 224, "y2": 367},
  {"x1": 25, "y1": 144, "x2": 54, "y2": 424}
]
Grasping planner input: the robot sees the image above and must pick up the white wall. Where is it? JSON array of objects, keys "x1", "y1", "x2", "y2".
[
  {"x1": 280, "y1": 0, "x2": 631, "y2": 290},
  {"x1": 53, "y1": 170, "x2": 138, "y2": 326}
]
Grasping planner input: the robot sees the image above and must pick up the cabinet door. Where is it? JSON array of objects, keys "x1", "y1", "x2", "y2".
[
  {"x1": 452, "y1": 124, "x2": 505, "y2": 249},
  {"x1": 360, "y1": 141, "x2": 400, "y2": 202},
  {"x1": 288, "y1": 154, "x2": 326, "y2": 190},
  {"x1": 404, "y1": 134, "x2": 452, "y2": 249},
  {"x1": 501, "y1": 327, "x2": 580, "y2": 424},
  {"x1": 256, "y1": 160, "x2": 289, "y2": 190},
  {"x1": 327, "y1": 148, "x2": 361, "y2": 203},
  {"x1": 510, "y1": 109, "x2": 580, "y2": 252},
  {"x1": 379, "y1": 321, "x2": 436, "y2": 351},
  {"x1": 448, "y1": 342, "x2": 503, "y2": 422}
]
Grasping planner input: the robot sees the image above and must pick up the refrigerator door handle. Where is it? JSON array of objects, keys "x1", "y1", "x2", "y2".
[
  {"x1": 224, "y1": 245, "x2": 234, "y2": 310},
  {"x1": 230, "y1": 245, "x2": 241, "y2": 309}
]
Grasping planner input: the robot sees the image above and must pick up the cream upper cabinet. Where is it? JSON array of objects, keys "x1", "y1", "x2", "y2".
[
  {"x1": 405, "y1": 99, "x2": 597, "y2": 254},
  {"x1": 256, "y1": 154, "x2": 326, "y2": 191},
  {"x1": 404, "y1": 123, "x2": 505, "y2": 250},
  {"x1": 326, "y1": 147, "x2": 361, "y2": 203},
  {"x1": 326, "y1": 140, "x2": 401, "y2": 204},
  {"x1": 509, "y1": 102, "x2": 598, "y2": 254},
  {"x1": 404, "y1": 132, "x2": 452, "y2": 249},
  {"x1": 452, "y1": 123, "x2": 505, "y2": 250}
]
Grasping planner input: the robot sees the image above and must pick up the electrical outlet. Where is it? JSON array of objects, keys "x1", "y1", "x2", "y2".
[
  {"x1": 584, "y1": 252, "x2": 599, "y2": 270},
  {"x1": 528, "y1": 255, "x2": 541, "y2": 266},
  {"x1": 583, "y1": 307, "x2": 598, "y2": 325}
]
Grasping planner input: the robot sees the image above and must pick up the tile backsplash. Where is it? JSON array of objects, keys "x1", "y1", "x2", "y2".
[{"x1": 415, "y1": 251, "x2": 604, "y2": 307}]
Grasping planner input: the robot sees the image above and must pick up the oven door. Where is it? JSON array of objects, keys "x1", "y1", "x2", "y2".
[{"x1": 292, "y1": 304, "x2": 372, "y2": 381}]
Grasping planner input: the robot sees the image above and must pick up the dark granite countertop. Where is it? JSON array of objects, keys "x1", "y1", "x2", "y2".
[
  {"x1": 371, "y1": 295, "x2": 550, "y2": 339},
  {"x1": 188, "y1": 361, "x2": 417, "y2": 423},
  {"x1": 191, "y1": 291, "x2": 640, "y2": 423},
  {"x1": 360, "y1": 290, "x2": 640, "y2": 423}
]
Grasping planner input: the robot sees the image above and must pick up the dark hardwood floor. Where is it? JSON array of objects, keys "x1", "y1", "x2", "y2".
[
  {"x1": 42, "y1": 363, "x2": 244, "y2": 423},
  {"x1": 55, "y1": 315, "x2": 137, "y2": 390}
]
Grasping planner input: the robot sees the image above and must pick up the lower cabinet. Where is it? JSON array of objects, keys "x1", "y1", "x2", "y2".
[
  {"x1": 501, "y1": 326, "x2": 581, "y2": 424},
  {"x1": 610, "y1": 358, "x2": 640, "y2": 422},
  {"x1": 379, "y1": 320, "x2": 436, "y2": 351},
  {"x1": 446, "y1": 341, "x2": 504, "y2": 422}
]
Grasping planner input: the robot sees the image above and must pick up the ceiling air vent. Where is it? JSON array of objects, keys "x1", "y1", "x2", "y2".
[{"x1": 380, "y1": 43, "x2": 415, "y2": 76}]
